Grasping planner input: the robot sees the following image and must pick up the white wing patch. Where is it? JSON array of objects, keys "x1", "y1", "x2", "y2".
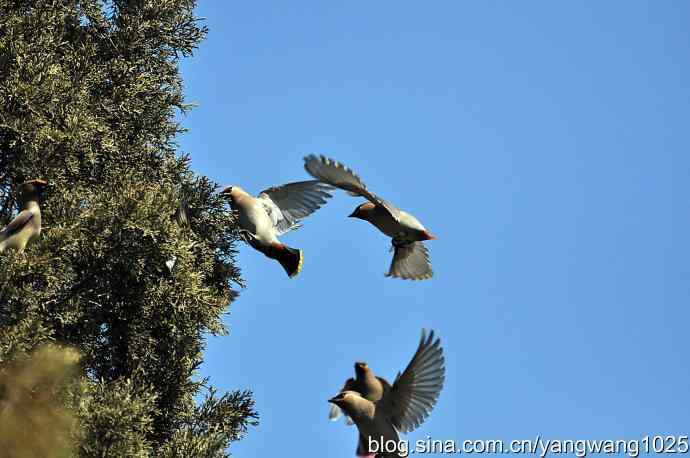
[{"x1": 258, "y1": 180, "x2": 334, "y2": 235}]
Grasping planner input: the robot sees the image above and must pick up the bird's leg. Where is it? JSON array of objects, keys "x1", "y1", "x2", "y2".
[{"x1": 392, "y1": 235, "x2": 412, "y2": 248}]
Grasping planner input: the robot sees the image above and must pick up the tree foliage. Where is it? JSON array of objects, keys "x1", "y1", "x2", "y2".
[
  {"x1": 0, "y1": 344, "x2": 80, "y2": 458},
  {"x1": 0, "y1": 0, "x2": 257, "y2": 455}
]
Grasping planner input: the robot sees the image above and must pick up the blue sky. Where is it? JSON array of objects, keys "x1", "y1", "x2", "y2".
[{"x1": 178, "y1": 2, "x2": 689, "y2": 456}]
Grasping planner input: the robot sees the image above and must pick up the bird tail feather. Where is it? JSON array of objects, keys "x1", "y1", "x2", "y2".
[{"x1": 266, "y1": 243, "x2": 303, "y2": 278}]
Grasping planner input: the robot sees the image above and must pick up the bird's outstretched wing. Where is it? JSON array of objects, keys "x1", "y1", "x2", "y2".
[
  {"x1": 387, "y1": 241, "x2": 433, "y2": 280},
  {"x1": 380, "y1": 329, "x2": 445, "y2": 433},
  {"x1": 0, "y1": 210, "x2": 34, "y2": 238},
  {"x1": 303, "y1": 154, "x2": 401, "y2": 222},
  {"x1": 258, "y1": 180, "x2": 334, "y2": 235}
]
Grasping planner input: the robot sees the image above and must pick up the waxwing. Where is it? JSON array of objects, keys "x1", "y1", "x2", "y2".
[
  {"x1": 304, "y1": 155, "x2": 435, "y2": 280},
  {"x1": 0, "y1": 179, "x2": 48, "y2": 254},
  {"x1": 329, "y1": 329, "x2": 445, "y2": 457},
  {"x1": 221, "y1": 180, "x2": 333, "y2": 277}
]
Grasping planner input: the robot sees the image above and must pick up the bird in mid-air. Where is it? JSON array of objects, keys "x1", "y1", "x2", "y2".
[
  {"x1": 328, "y1": 361, "x2": 391, "y2": 426},
  {"x1": 328, "y1": 329, "x2": 445, "y2": 457},
  {"x1": 222, "y1": 180, "x2": 333, "y2": 277},
  {"x1": 0, "y1": 179, "x2": 48, "y2": 254},
  {"x1": 304, "y1": 154, "x2": 436, "y2": 280}
]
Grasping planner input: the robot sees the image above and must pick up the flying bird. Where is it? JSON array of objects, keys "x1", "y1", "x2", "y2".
[
  {"x1": 304, "y1": 154, "x2": 435, "y2": 280},
  {"x1": 221, "y1": 181, "x2": 333, "y2": 277},
  {"x1": 328, "y1": 329, "x2": 445, "y2": 457},
  {"x1": 0, "y1": 179, "x2": 48, "y2": 254},
  {"x1": 328, "y1": 361, "x2": 391, "y2": 426}
]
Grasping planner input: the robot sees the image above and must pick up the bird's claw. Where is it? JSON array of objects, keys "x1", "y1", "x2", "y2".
[{"x1": 238, "y1": 229, "x2": 255, "y2": 244}]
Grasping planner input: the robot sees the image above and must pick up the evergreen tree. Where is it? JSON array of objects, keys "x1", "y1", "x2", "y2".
[{"x1": 0, "y1": 1, "x2": 257, "y2": 456}]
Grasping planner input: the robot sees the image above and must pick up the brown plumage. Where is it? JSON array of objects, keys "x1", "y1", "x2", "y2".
[
  {"x1": 329, "y1": 361, "x2": 392, "y2": 424},
  {"x1": 304, "y1": 155, "x2": 435, "y2": 280},
  {"x1": 328, "y1": 330, "x2": 445, "y2": 457}
]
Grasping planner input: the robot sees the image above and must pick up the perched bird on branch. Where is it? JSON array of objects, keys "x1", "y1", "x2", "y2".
[{"x1": 0, "y1": 179, "x2": 48, "y2": 254}]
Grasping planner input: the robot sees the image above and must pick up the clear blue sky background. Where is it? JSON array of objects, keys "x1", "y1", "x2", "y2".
[{"x1": 178, "y1": 2, "x2": 689, "y2": 456}]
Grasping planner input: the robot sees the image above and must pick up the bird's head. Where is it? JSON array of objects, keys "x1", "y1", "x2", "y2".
[
  {"x1": 328, "y1": 390, "x2": 360, "y2": 410},
  {"x1": 19, "y1": 179, "x2": 48, "y2": 199},
  {"x1": 348, "y1": 202, "x2": 375, "y2": 220},
  {"x1": 221, "y1": 185, "x2": 245, "y2": 202},
  {"x1": 221, "y1": 185, "x2": 234, "y2": 198},
  {"x1": 354, "y1": 361, "x2": 370, "y2": 377}
]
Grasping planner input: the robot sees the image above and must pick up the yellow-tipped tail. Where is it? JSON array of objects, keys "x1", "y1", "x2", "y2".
[
  {"x1": 268, "y1": 243, "x2": 303, "y2": 278},
  {"x1": 289, "y1": 249, "x2": 304, "y2": 278}
]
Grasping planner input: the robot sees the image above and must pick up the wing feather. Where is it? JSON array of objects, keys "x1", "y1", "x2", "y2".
[
  {"x1": 303, "y1": 154, "x2": 401, "y2": 221},
  {"x1": 381, "y1": 329, "x2": 445, "y2": 433},
  {"x1": 0, "y1": 210, "x2": 34, "y2": 238},
  {"x1": 386, "y1": 241, "x2": 433, "y2": 280},
  {"x1": 258, "y1": 180, "x2": 334, "y2": 235}
]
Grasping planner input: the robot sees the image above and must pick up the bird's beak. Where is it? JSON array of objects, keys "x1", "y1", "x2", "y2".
[
  {"x1": 328, "y1": 396, "x2": 340, "y2": 405},
  {"x1": 347, "y1": 210, "x2": 357, "y2": 218},
  {"x1": 221, "y1": 186, "x2": 232, "y2": 196},
  {"x1": 422, "y1": 230, "x2": 437, "y2": 240}
]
